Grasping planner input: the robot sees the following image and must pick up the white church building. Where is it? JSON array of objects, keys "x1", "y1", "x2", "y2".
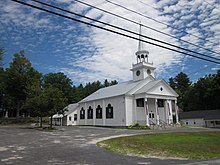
[{"x1": 53, "y1": 27, "x2": 179, "y2": 127}]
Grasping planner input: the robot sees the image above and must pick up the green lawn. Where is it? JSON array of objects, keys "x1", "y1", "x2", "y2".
[{"x1": 97, "y1": 132, "x2": 220, "y2": 160}]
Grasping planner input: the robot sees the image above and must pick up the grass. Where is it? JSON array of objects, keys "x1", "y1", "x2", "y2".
[
  {"x1": 97, "y1": 132, "x2": 220, "y2": 160},
  {"x1": 0, "y1": 117, "x2": 49, "y2": 125}
]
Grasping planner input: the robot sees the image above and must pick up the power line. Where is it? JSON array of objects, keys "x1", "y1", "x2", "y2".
[
  {"x1": 136, "y1": 0, "x2": 220, "y2": 42},
  {"x1": 203, "y1": 0, "x2": 212, "y2": 6},
  {"x1": 136, "y1": 0, "x2": 158, "y2": 10},
  {"x1": 104, "y1": 0, "x2": 219, "y2": 46},
  {"x1": 29, "y1": 0, "x2": 220, "y2": 62},
  {"x1": 72, "y1": 0, "x2": 220, "y2": 57},
  {"x1": 203, "y1": 0, "x2": 220, "y2": 10},
  {"x1": 12, "y1": 0, "x2": 220, "y2": 64},
  {"x1": 11, "y1": 0, "x2": 220, "y2": 65}
]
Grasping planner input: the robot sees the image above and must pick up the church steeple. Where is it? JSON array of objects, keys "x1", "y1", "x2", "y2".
[
  {"x1": 131, "y1": 24, "x2": 156, "y2": 81},
  {"x1": 138, "y1": 24, "x2": 144, "y2": 51},
  {"x1": 135, "y1": 24, "x2": 150, "y2": 63}
]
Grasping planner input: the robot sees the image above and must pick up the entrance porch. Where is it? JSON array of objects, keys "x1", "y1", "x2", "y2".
[{"x1": 135, "y1": 97, "x2": 179, "y2": 126}]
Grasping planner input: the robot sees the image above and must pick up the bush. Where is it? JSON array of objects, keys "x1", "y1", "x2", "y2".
[{"x1": 127, "y1": 123, "x2": 150, "y2": 130}]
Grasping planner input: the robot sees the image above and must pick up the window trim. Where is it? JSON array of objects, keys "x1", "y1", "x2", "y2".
[
  {"x1": 106, "y1": 104, "x2": 113, "y2": 119},
  {"x1": 87, "y1": 106, "x2": 93, "y2": 119},
  {"x1": 136, "y1": 98, "x2": 144, "y2": 107},
  {"x1": 74, "y1": 114, "x2": 77, "y2": 121},
  {"x1": 157, "y1": 99, "x2": 164, "y2": 107},
  {"x1": 80, "y1": 108, "x2": 85, "y2": 119},
  {"x1": 96, "y1": 105, "x2": 102, "y2": 119},
  {"x1": 149, "y1": 112, "x2": 155, "y2": 119}
]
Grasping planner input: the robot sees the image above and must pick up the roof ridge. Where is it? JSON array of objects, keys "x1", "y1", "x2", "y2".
[
  {"x1": 79, "y1": 80, "x2": 140, "y2": 103},
  {"x1": 126, "y1": 77, "x2": 154, "y2": 95}
]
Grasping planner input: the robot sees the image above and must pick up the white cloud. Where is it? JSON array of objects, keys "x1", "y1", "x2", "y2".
[
  {"x1": 0, "y1": 1, "x2": 51, "y2": 28},
  {"x1": 211, "y1": 67, "x2": 220, "y2": 71},
  {"x1": 1, "y1": 0, "x2": 219, "y2": 84},
  {"x1": 58, "y1": 0, "x2": 186, "y2": 83}
]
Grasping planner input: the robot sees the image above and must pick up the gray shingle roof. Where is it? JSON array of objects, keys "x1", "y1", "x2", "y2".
[
  {"x1": 79, "y1": 80, "x2": 140, "y2": 103},
  {"x1": 79, "y1": 76, "x2": 154, "y2": 103},
  {"x1": 179, "y1": 110, "x2": 220, "y2": 120},
  {"x1": 64, "y1": 103, "x2": 79, "y2": 116},
  {"x1": 79, "y1": 76, "x2": 179, "y2": 103}
]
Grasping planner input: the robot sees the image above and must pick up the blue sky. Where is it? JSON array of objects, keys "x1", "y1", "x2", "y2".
[{"x1": 0, "y1": 0, "x2": 220, "y2": 85}]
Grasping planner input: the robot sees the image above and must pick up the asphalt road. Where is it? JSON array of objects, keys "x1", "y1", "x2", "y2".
[{"x1": 0, "y1": 126, "x2": 219, "y2": 165}]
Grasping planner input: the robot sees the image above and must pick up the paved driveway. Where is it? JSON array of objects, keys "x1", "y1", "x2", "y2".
[{"x1": 0, "y1": 126, "x2": 219, "y2": 165}]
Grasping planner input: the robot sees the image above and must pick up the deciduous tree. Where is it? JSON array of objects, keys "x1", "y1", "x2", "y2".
[
  {"x1": 5, "y1": 51, "x2": 41, "y2": 117},
  {"x1": 23, "y1": 81, "x2": 46, "y2": 127},
  {"x1": 43, "y1": 72, "x2": 74, "y2": 104},
  {"x1": 43, "y1": 85, "x2": 67, "y2": 128},
  {"x1": 0, "y1": 48, "x2": 4, "y2": 68}
]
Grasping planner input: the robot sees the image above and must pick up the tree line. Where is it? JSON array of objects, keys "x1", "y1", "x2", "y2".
[
  {"x1": 1, "y1": 49, "x2": 219, "y2": 122},
  {"x1": 169, "y1": 71, "x2": 220, "y2": 111},
  {"x1": 0, "y1": 50, "x2": 118, "y2": 123}
]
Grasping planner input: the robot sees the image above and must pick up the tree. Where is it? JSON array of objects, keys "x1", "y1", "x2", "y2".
[
  {"x1": 169, "y1": 72, "x2": 191, "y2": 110},
  {"x1": 103, "y1": 79, "x2": 110, "y2": 87},
  {"x1": 23, "y1": 81, "x2": 47, "y2": 127},
  {"x1": 0, "y1": 67, "x2": 5, "y2": 117},
  {"x1": 0, "y1": 68, "x2": 15, "y2": 118},
  {"x1": 174, "y1": 72, "x2": 191, "y2": 93},
  {"x1": 71, "y1": 84, "x2": 84, "y2": 102},
  {"x1": 43, "y1": 72, "x2": 74, "y2": 104},
  {"x1": 213, "y1": 70, "x2": 220, "y2": 109},
  {"x1": 0, "y1": 48, "x2": 4, "y2": 68},
  {"x1": 184, "y1": 70, "x2": 220, "y2": 111},
  {"x1": 168, "y1": 77, "x2": 176, "y2": 90},
  {"x1": 23, "y1": 81, "x2": 68, "y2": 128},
  {"x1": 43, "y1": 85, "x2": 67, "y2": 128},
  {"x1": 0, "y1": 48, "x2": 5, "y2": 116},
  {"x1": 170, "y1": 70, "x2": 220, "y2": 111},
  {"x1": 5, "y1": 51, "x2": 41, "y2": 117},
  {"x1": 110, "y1": 80, "x2": 118, "y2": 86}
]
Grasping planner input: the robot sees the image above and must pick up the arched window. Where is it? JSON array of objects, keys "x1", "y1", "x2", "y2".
[
  {"x1": 137, "y1": 55, "x2": 141, "y2": 62},
  {"x1": 106, "y1": 104, "x2": 113, "y2": 119},
  {"x1": 145, "y1": 54, "x2": 148, "y2": 61},
  {"x1": 96, "y1": 105, "x2": 102, "y2": 119},
  {"x1": 74, "y1": 114, "x2": 77, "y2": 121},
  {"x1": 87, "y1": 106, "x2": 93, "y2": 119},
  {"x1": 80, "y1": 107, "x2": 85, "y2": 119}
]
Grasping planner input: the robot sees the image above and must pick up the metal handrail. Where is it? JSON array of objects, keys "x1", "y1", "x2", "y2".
[
  {"x1": 149, "y1": 119, "x2": 156, "y2": 125},
  {"x1": 159, "y1": 119, "x2": 167, "y2": 125}
]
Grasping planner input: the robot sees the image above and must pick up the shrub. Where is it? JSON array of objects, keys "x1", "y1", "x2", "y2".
[{"x1": 128, "y1": 123, "x2": 150, "y2": 130}]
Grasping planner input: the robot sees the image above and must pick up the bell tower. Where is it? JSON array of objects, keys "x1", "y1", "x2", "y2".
[{"x1": 131, "y1": 24, "x2": 155, "y2": 81}]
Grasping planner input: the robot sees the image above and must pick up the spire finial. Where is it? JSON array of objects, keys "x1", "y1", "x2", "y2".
[
  {"x1": 135, "y1": 23, "x2": 150, "y2": 64},
  {"x1": 138, "y1": 23, "x2": 143, "y2": 51}
]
